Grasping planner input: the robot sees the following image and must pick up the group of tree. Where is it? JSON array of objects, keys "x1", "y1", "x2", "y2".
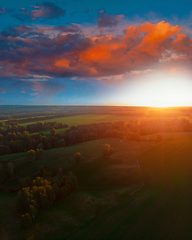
[
  {"x1": 19, "y1": 172, "x2": 77, "y2": 226},
  {"x1": 27, "y1": 149, "x2": 44, "y2": 162},
  {"x1": 0, "y1": 121, "x2": 69, "y2": 136},
  {"x1": 0, "y1": 118, "x2": 192, "y2": 157}
]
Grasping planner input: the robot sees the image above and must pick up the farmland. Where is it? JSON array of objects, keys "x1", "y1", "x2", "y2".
[
  {"x1": 0, "y1": 138, "x2": 157, "y2": 240},
  {"x1": 1, "y1": 106, "x2": 192, "y2": 240},
  {"x1": 69, "y1": 138, "x2": 192, "y2": 240}
]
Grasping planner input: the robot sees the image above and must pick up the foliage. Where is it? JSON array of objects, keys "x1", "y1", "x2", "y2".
[
  {"x1": 1, "y1": 117, "x2": 192, "y2": 157},
  {"x1": 18, "y1": 173, "x2": 77, "y2": 223}
]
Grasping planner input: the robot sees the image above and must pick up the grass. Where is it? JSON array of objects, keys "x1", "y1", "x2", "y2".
[
  {"x1": 16, "y1": 113, "x2": 192, "y2": 138},
  {"x1": 18, "y1": 114, "x2": 155, "y2": 127},
  {"x1": 0, "y1": 138, "x2": 156, "y2": 240},
  {"x1": 69, "y1": 137, "x2": 192, "y2": 240},
  {"x1": 20, "y1": 114, "x2": 139, "y2": 137}
]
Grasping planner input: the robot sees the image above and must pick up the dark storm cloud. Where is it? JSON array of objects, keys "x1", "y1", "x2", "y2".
[
  {"x1": 97, "y1": 10, "x2": 124, "y2": 28},
  {"x1": 11, "y1": 2, "x2": 65, "y2": 22}
]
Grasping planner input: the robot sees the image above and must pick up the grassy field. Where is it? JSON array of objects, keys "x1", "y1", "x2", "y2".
[
  {"x1": 20, "y1": 114, "x2": 143, "y2": 137},
  {"x1": 16, "y1": 113, "x2": 192, "y2": 137},
  {"x1": 19, "y1": 114, "x2": 140, "y2": 126},
  {"x1": 69, "y1": 137, "x2": 192, "y2": 240},
  {"x1": 0, "y1": 138, "x2": 156, "y2": 240}
]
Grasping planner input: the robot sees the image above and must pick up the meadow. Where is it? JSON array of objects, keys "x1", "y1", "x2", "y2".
[
  {"x1": 69, "y1": 137, "x2": 192, "y2": 240},
  {"x1": 17, "y1": 111, "x2": 192, "y2": 137},
  {"x1": 0, "y1": 138, "x2": 156, "y2": 240}
]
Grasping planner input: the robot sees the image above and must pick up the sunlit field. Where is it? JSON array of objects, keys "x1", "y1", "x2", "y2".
[{"x1": 1, "y1": 105, "x2": 192, "y2": 239}]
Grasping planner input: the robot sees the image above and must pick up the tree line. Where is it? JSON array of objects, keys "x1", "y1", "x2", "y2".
[
  {"x1": 0, "y1": 118, "x2": 192, "y2": 157},
  {"x1": 0, "y1": 121, "x2": 69, "y2": 134}
]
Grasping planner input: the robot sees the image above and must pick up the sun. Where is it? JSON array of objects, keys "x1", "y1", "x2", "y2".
[
  {"x1": 141, "y1": 78, "x2": 192, "y2": 107},
  {"x1": 119, "y1": 73, "x2": 192, "y2": 107}
]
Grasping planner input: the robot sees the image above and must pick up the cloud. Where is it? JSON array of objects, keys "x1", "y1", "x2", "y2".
[
  {"x1": 12, "y1": 2, "x2": 65, "y2": 22},
  {"x1": 0, "y1": 7, "x2": 14, "y2": 14},
  {"x1": 41, "y1": 24, "x2": 81, "y2": 33},
  {"x1": 30, "y1": 81, "x2": 65, "y2": 97},
  {"x1": 1, "y1": 21, "x2": 192, "y2": 81},
  {"x1": 70, "y1": 8, "x2": 91, "y2": 16},
  {"x1": 97, "y1": 10, "x2": 124, "y2": 28}
]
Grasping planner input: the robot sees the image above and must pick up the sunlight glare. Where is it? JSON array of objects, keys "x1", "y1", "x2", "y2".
[{"x1": 120, "y1": 73, "x2": 192, "y2": 107}]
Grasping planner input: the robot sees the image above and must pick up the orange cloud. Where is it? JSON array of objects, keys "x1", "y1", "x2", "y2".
[{"x1": 1, "y1": 21, "x2": 191, "y2": 80}]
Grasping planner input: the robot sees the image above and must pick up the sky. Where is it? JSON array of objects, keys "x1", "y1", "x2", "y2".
[{"x1": 1, "y1": 0, "x2": 192, "y2": 106}]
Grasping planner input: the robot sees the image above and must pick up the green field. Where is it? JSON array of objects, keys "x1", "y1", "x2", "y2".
[
  {"x1": 21, "y1": 114, "x2": 143, "y2": 136},
  {"x1": 2, "y1": 125, "x2": 192, "y2": 239},
  {"x1": 19, "y1": 114, "x2": 158, "y2": 127},
  {"x1": 69, "y1": 138, "x2": 192, "y2": 240},
  {"x1": 0, "y1": 138, "x2": 156, "y2": 240}
]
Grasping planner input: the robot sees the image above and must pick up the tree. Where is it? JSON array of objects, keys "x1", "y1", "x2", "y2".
[
  {"x1": 36, "y1": 149, "x2": 43, "y2": 159},
  {"x1": 50, "y1": 128, "x2": 57, "y2": 136},
  {"x1": 23, "y1": 131, "x2": 29, "y2": 138},
  {"x1": 27, "y1": 150, "x2": 36, "y2": 162},
  {"x1": 74, "y1": 152, "x2": 81, "y2": 164},
  {"x1": 103, "y1": 144, "x2": 113, "y2": 156}
]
